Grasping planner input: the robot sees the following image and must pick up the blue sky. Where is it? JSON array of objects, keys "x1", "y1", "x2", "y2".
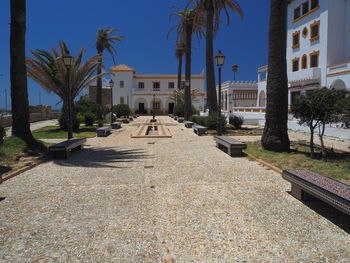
[{"x1": 0, "y1": 0, "x2": 269, "y2": 110}]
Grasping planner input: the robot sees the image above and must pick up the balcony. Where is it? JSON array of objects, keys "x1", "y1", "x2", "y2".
[
  {"x1": 288, "y1": 67, "x2": 321, "y2": 83},
  {"x1": 327, "y1": 61, "x2": 350, "y2": 77}
]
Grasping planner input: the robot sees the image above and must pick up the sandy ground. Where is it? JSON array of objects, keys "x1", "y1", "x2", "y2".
[{"x1": 0, "y1": 116, "x2": 349, "y2": 262}]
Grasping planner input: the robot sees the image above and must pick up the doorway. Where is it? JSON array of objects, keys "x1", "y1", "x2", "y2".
[{"x1": 168, "y1": 103, "x2": 174, "y2": 114}]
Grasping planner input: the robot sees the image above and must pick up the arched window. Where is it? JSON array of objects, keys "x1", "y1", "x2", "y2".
[
  {"x1": 302, "y1": 55, "x2": 308, "y2": 69},
  {"x1": 120, "y1": 80, "x2": 124, "y2": 88},
  {"x1": 120, "y1": 97, "x2": 124, "y2": 104}
]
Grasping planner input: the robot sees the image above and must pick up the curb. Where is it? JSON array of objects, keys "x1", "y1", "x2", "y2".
[
  {"x1": 1, "y1": 158, "x2": 49, "y2": 183},
  {"x1": 244, "y1": 152, "x2": 283, "y2": 174}
]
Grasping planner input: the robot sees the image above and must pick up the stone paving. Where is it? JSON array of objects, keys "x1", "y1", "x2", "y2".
[{"x1": 0, "y1": 116, "x2": 349, "y2": 262}]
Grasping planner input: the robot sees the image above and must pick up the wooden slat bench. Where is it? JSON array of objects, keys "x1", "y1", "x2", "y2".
[
  {"x1": 49, "y1": 138, "x2": 86, "y2": 159},
  {"x1": 184, "y1": 121, "x2": 194, "y2": 128},
  {"x1": 193, "y1": 125, "x2": 207, "y2": 136},
  {"x1": 282, "y1": 169, "x2": 350, "y2": 216},
  {"x1": 111, "y1": 122, "x2": 122, "y2": 129},
  {"x1": 97, "y1": 126, "x2": 111, "y2": 137},
  {"x1": 177, "y1": 117, "x2": 184, "y2": 123},
  {"x1": 214, "y1": 136, "x2": 247, "y2": 157}
]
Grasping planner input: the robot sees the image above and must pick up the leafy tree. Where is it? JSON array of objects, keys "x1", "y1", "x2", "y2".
[
  {"x1": 188, "y1": 0, "x2": 243, "y2": 116},
  {"x1": 0, "y1": 117, "x2": 5, "y2": 144},
  {"x1": 27, "y1": 41, "x2": 104, "y2": 139},
  {"x1": 229, "y1": 114, "x2": 244, "y2": 129},
  {"x1": 112, "y1": 104, "x2": 131, "y2": 118},
  {"x1": 83, "y1": 112, "x2": 95, "y2": 126},
  {"x1": 95, "y1": 27, "x2": 124, "y2": 107},
  {"x1": 76, "y1": 98, "x2": 107, "y2": 119},
  {"x1": 261, "y1": 0, "x2": 290, "y2": 152},
  {"x1": 335, "y1": 92, "x2": 350, "y2": 128},
  {"x1": 10, "y1": 0, "x2": 36, "y2": 145}
]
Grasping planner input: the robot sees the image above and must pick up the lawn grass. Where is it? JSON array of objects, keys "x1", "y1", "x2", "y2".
[
  {"x1": 245, "y1": 141, "x2": 350, "y2": 184},
  {"x1": 33, "y1": 126, "x2": 97, "y2": 139},
  {"x1": 206, "y1": 126, "x2": 263, "y2": 136},
  {"x1": 0, "y1": 136, "x2": 27, "y2": 163}
]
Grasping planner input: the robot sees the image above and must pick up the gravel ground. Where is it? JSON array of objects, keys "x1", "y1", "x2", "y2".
[{"x1": 0, "y1": 116, "x2": 349, "y2": 262}]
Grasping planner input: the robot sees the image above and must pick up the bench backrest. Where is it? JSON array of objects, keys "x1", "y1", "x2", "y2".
[
  {"x1": 97, "y1": 126, "x2": 111, "y2": 131},
  {"x1": 214, "y1": 136, "x2": 246, "y2": 146},
  {"x1": 194, "y1": 125, "x2": 206, "y2": 129}
]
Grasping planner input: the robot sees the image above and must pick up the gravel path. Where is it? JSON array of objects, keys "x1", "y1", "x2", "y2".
[
  {"x1": 0, "y1": 116, "x2": 349, "y2": 262},
  {"x1": 5, "y1": 119, "x2": 58, "y2": 137}
]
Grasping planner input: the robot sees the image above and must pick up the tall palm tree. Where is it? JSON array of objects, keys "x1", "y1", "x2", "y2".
[
  {"x1": 168, "y1": 7, "x2": 204, "y2": 120},
  {"x1": 174, "y1": 41, "x2": 185, "y2": 112},
  {"x1": 189, "y1": 0, "x2": 243, "y2": 116},
  {"x1": 95, "y1": 27, "x2": 124, "y2": 107},
  {"x1": 261, "y1": 0, "x2": 290, "y2": 152},
  {"x1": 10, "y1": 0, "x2": 36, "y2": 144},
  {"x1": 27, "y1": 41, "x2": 104, "y2": 139}
]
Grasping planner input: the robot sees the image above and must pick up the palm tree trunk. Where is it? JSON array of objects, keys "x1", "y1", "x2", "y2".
[
  {"x1": 205, "y1": 1, "x2": 218, "y2": 116},
  {"x1": 261, "y1": 0, "x2": 290, "y2": 152},
  {"x1": 96, "y1": 55, "x2": 103, "y2": 119},
  {"x1": 10, "y1": 0, "x2": 35, "y2": 144},
  {"x1": 184, "y1": 20, "x2": 193, "y2": 121},
  {"x1": 176, "y1": 54, "x2": 183, "y2": 113}
]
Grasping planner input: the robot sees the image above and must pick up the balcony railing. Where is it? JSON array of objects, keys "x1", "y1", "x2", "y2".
[{"x1": 288, "y1": 67, "x2": 321, "y2": 83}]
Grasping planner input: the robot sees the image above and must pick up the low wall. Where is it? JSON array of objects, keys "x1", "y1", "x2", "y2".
[{"x1": 1, "y1": 112, "x2": 59, "y2": 128}]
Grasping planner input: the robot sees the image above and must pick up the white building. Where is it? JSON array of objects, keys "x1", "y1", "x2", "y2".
[
  {"x1": 216, "y1": 81, "x2": 258, "y2": 112},
  {"x1": 287, "y1": 0, "x2": 350, "y2": 104},
  {"x1": 110, "y1": 64, "x2": 205, "y2": 114}
]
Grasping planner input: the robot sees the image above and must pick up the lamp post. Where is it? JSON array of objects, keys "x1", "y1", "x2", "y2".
[
  {"x1": 215, "y1": 50, "x2": 225, "y2": 136},
  {"x1": 152, "y1": 93, "x2": 156, "y2": 121},
  {"x1": 232, "y1": 64, "x2": 238, "y2": 81},
  {"x1": 109, "y1": 79, "x2": 114, "y2": 125},
  {"x1": 62, "y1": 54, "x2": 74, "y2": 139}
]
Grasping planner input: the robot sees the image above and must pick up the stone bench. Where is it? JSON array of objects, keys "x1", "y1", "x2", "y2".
[
  {"x1": 214, "y1": 136, "x2": 247, "y2": 157},
  {"x1": 49, "y1": 138, "x2": 86, "y2": 159},
  {"x1": 184, "y1": 121, "x2": 194, "y2": 128},
  {"x1": 193, "y1": 125, "x2": 207, "y2": 136},
  {"x1": 96, "y1": 126, "x2": 111, "y2": 137},
  {"x1": 177, "y1": 117, "x2": 184, "y2": 123},
  {"x1": 111, "y1": 122, "x2": 122, "y2": 129},
  {"x1": 121, "y1": 118, "x2": 129, "y2": 124},
  {"x1": 174, "y1": 116, "x2": 178, "y2": 120},
  {"x1": 282, "y1": 169, "x2": 350, "y2": 216},
  {"x1": 169, "y1": 114, "x2": 174, "y2": 118}
]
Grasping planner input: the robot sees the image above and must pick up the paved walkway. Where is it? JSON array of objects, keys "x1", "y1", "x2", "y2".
[
  {"x1": 0, "y1": 116, "x2": 349, "y2": 262},
  {"x1": 5, "y1": 119, "x2": 58, "y2": 137}
]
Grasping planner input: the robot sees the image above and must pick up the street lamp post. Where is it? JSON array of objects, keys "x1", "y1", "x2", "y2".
[
  {"x1": 152, "y1": 94, "x2": 156, "y2": 121},
  {"x1": 62, "y1": 54, "x2": 74, "y2": 139},
  {"x1": 232, "y1": 64, "x2": 238, "y2": 81},
  {"x1": 109, "y1": 79, "x2": 114, "y2": 126},
  {"x1": 215, "y1": 50, "x2": 226, "y2": 136}
]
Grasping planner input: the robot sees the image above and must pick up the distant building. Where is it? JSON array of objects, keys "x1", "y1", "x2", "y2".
[
  {"x1": 216, "y1": 81, "x2": 258, "y2": 111},
  {"x1": 85, "y1": 86, "x2": 112, "y2": 108},
  {"x1": 110, "y1": 64, "x2": 205, "y2": 114}
]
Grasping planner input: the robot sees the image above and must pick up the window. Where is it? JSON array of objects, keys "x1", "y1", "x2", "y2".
[
  {"x1": 168, "y1": 82, "x2": 175, "y2": 89},
  {"x1": 120, "y1": 97, "x2": 124, "y2": 104},
  {"x1": 311, "y1": 0, "x2": 319, "y2": 10},
  {"x1": 138, "y1": 82, "x2": 144, "y2": 89},
  {"x1": 302, "y1": 55, "x2": 308, "y2": 69},
  {"x1": 310, "y1": 20, "x2": 320, "y2": 41},
  {"x1": 302, "y1": 27, "x2": 308, "y2": 38},
  {"x1": 292, "y1": 58, "x2": 300, "y2": 72},
  {"x1": 302, "y1": 1, "x2": 309, "y2": 15},
  {"x1": 294, "y1": 6, "x2": 301, "y2": 20},
  {"x1": 153, "y1": 102, "x2": 160, "y2": 110},
  {"x1": 292, "y1": 31, "x2": 300, "y2": 49},
  {"x1": 153, "y1": 82, "x2": 160, "y2": 90},
  {"x1": 310, "y1": 51, "x2": 319, "y2": 67},
  {"x1": 120, "y1": 80, "x2": 124, "y2": 89}
]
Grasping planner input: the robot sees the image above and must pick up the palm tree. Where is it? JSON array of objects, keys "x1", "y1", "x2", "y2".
[
  {"x1": 95, "y1": 27, "x2": 124, "y2": 107},
  {"x1": 189, "y1": 0, "x2": 243, "y2": 116},
  {"x1": 10, "y1": 0, "x2": 36, "y2": 145},
  {"x1": 27, "y1": 41, "x2": 104, "y2": 139},
  {"x1": 168, "y1": 7, "x2": 204, "y2": 120},
  {"x1": 174, "y1": 41, "x2": 185, "y2": 112},
  {"x1": 261, "y1": 0, "x2": 290, "y2": 152}
]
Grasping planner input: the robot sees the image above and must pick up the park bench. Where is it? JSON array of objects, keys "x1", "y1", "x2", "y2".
[
  {"x1": 129, "y1": 116, "x2": 134, "y2": 121},
  {"x1": 111, "y1": 122, "x2": 122, "y2": 129},
  {"x1": 121, "y1": 118, "x2": 130, "y2": 124},
  {"x1": 193, "y1": 125, "x2": 207, "y2": 136},
  {"x1": 177, "y1": 117, "x2": 184, "y2": 123},
  {"x1": 184, "y1": 121, "x2": 194, "y2": 128},
  {"x1": 214, "y1": 136, "x2": 247, "y2": 157},
  {"x1": 174, "y1": 116, "x2": 178, "y2": 120},
  {"x1": 133, "y1": 114, "x2": 138, "y2": 118},
  {"x1": 282, "y1": 169, "x2": 350, "y2": 216},
  {"x1": 96, "y1": 126, "x2": 111, "y2": 137},
  {"x1": 49, "y1": 138, "x2": 86, "y2": 159},
  {"x1": 169, "y1": 114, "x2": 173, "y2": 118}
]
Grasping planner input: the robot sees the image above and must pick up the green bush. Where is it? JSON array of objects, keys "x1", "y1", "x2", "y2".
[
  {"x1": 0, "y1": 117, "x2": 5, "y2": 144},
  {"x1": 83, "y1": 112, "x2": 95, "y2": 126},
  {"x1": 112, "y1": 104, "x2": 131, "y2": 118},
  {"x1": 58, "y1": 114, "x2": 80, "y2": 131},
  {"x1": 229, "y1": 115, "x2": 244, "y2": 129},
  {"x1": 190, "y1": 114, "x2": 227, "y2": 130},
  {"x1": 175, "y1": 103, "x2": 199, "y2": 117}
]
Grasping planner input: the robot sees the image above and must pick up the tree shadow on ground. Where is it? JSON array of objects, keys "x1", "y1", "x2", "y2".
[
  {"x1": 288, "y1": 192, "x2": 350, "y2": 234},
  {"x1": 53, "y1": 146, "x2": 152, "y2": 169}
]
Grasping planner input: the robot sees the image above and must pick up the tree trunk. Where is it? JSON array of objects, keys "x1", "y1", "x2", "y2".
[
  {"x1": 176, "y1": 54, "x2": 183, "y2": 111},
  {"x1": 319, "y1": 122, "x2": 326, "y2": 159},
  {"x1": 261, "y1": 0, "x2": 290, "y2": 152},
  {"x1": 184, "y1": 20, "x2": 193, "y2": 121},
  {"x1": 96, "y1": 54, "x2": 103, "y2": 119},
  {"x1": 309, "y1": 125, "x2": 315, "y2": 159},
  {"x1": 205, "y1": 1, "x2": 218, "y2": 116},
  {"x1": 59, "y1": 100, "x2": 79, "y2": 132},
  {"x1": 10, "y1": 0, "x2": 35, "y2": 144}
]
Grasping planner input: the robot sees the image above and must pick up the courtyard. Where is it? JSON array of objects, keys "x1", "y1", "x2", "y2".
[{"x1": 0, "y1": 116, "x2": 349, "y2": 262}]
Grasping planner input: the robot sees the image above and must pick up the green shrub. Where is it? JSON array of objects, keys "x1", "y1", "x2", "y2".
[
  {"x1": 229, "y1": 115, "x2": 244, "y2": 129},
  {"x1": 112, "y1": 104, "x2": 131, "y2": 118},
  {"x1": 98, "y1": 121, "x2": 104, "y2": 127},
  {"x1": 0, "y1": 117, "x2": 5, "y2": 144},
  {"x1": 190, "y1": 114, "x2": 227, "y2": 130},
  {"x1": 175, "y1": 103, "x2": 199, "y2": 117},
  {"x1": 83, "y1": 112, "x2": 95, "y2": 126},
  {"x1": 58, "y1": 114, "x2": 80, "y2": 131}
]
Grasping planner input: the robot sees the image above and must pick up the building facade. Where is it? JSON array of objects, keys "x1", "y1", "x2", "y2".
[
  {"x1": 216, "y1": 81, "x2": 258, "y2": 112},
  {"x1": 110, "y1": 64, "x2": 205, "y2": 114}
]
